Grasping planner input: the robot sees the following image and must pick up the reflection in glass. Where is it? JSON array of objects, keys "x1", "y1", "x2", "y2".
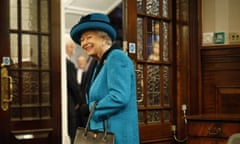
[
  {"x1": 146, "y1": 0, "x2": 160, "y2": 16},
  {"x1": 148, "y1": 41, "x2": 160, "y2": 61},
  {"x1": 147, "y1": 19, "x2": 160, "y2": 57}
]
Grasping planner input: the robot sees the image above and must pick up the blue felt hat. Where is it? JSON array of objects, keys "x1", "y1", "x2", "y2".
[{"x1": 70, "y1": 13, "x2": 117, "y2": 45}]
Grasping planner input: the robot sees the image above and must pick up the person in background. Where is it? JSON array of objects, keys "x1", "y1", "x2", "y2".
[
  {"x1": 148, "y1": 41, "x2": 160, "y2": 61},
  {"x1": 147, "y1": 22, "x2": 160, "y2": 56},
  {"x1": 65, "y1": 35, "x2": 81, "y2": 144},
  {"x1": 70, "y1": 13, "x2": 140, "y2": 144},
  {"x1": 76, "y1": 54, "x2": 87, "y2": 84},
  {"x1": 79, "y1": 56, "x2": 97, "y2": 127}
]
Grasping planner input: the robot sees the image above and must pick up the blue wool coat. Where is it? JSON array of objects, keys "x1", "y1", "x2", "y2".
[{"x1": 88, "y1": 48, "x2": 140, "y2": 144}]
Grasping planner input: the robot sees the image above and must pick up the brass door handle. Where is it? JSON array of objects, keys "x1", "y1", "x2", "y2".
[
  {"x1": 1, "y1": 64, "x2": 13, "y2": 111},
  {"x1": 208, "y1": 127, "x2": 222, "y2": 137},
  {"x1": 3, "y1": 76, "x2": 13, "y2": 103}
]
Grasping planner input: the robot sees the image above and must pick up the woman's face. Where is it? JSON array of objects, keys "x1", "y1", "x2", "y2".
[{"x1": 80, "y1": 31, "x2": 103, "y2": 58}]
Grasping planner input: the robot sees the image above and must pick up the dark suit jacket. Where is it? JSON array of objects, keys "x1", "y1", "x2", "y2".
[
  {"x1": 66, "y1": 58, "x2": 81, "y2": 105},
  {"x1": 80, "y1": 57, "x2": 97, "y2": 104}
]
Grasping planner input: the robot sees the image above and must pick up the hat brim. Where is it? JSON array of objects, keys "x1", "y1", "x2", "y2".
[{"x1": 70, "y1": 22, "x2": 116, "y2": 45}]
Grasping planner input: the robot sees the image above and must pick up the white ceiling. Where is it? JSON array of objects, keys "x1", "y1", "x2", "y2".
[
  {"x1": 64, "y1": 0, "x2": 122, "y2": 15},
  {"x1": 63, "y1": 0, "x2": 122, "y2": 44}
]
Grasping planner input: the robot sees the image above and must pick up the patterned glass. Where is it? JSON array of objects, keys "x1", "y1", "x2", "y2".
[
  {"x1": 11, "y1": 108, "x2": 21, "y2": 120},
  {"x1": 163, "y1": 66, "x2": 169, "y2": 105},
  {"x1": 163, "y1": 0, "x2": 169, "y2": 17},
  {"x1": 21, "y1": 0, "x2": 38, "y2": 31},
  {"x1": 136, "y1": 64, "x2": 144, "y2": 105},
  {"x1": 138, "y1": 111, "x2": 145, "y2": 123},
  {"x1": 21, "y1": 72, "x2": 39, "y2": 105},
  {"x1": 9, "y1": 0, "x2": 51, "y2": 121},
  {"x1": 40, "y1": 0, "x2": 49, "y2": 33},
  {"x1": 147, "y1": 65, "x2": 161, "y2": 106},
  {"x1": 163, "y1": 22, "x2": 169, "y2": 62},
  {"x1": 10, "y1": 71, "x2": 19, "y2": 106},
  {"x1": 146, "y1": 0, "x2": 160, "y2": 16},
  {"x1": 41, "y1": 72, "x2": 50, "y2": 105},
  {"x1": 41, "y1": 36, "x2": 50, "y2": 68},
  {"x1": 41, "y1": 107, "x2": 51, "y2": 119},
  {"x1": 137, "y1": 0, "x2": 143, "y2": 13},
  {"x1": 163, "y1": 110, "x2": 170, "y2": 122},
  {"x1": 147, "y1": 110, "x2": 161, "y2": 123},
  {"x1": 137, "y1": 17, "x2": 144, "y2": 60},
  {"x1": 22, "y1": 107, "x2": 40, "y2": 120}
]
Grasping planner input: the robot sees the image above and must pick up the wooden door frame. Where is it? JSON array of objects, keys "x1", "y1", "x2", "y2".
[
  {"x1": 0, "y1": 0, "x2": 62, "y2": 143},
  {"x1": 0, "y1": 0, "x2": 11, "y2": 143}
]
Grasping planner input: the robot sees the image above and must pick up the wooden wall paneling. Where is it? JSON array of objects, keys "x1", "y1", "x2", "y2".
[{"x1": 201, "y1": 46, "x2": 240, "y2": 114}]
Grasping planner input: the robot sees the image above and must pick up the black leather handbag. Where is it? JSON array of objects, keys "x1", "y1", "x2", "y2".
[{"x1": 74, "y1": 102, "x2": 115, "y2": 144}]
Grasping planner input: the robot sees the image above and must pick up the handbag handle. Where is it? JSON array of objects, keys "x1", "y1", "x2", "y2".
[{"x1": 84, "y1": 102, "x2": 109, "y2": 141}]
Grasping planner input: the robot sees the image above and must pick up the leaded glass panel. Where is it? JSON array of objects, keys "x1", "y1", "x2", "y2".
[
  {"x1": 41, "y1": 36, "x2": 50, "y2": 68},
  {"x1": 136, "y1": 64, "x2": 144, "y2": 105},
  {"x1": 147, "y1": 65, "x2": 161, "y2": 105},
  {"x1": 147, "y1": 110, "x2": 161, "y2": 123},
  {"x1": 163, "y1": 110, "x2": 170, "y2": 122},
  {"x1": 163, "y1": 0, "x2": 169, "y2": 17},
  {"x1": 163, "y1": 66, "x2": 169, "y2": 105},
  {"x1": 10, "y1": 34, "x2": 19, "y2": 65},
  {"x1": 146, "y1": 0, "x2": 160, "y2": 16},
  {"x1": 137, "y1": 0, "x2": 143, "y2": 13},
  {"x1": 41, "y1": 107, "x2": 51, "y2": 119},
  {"x1": 41, "y1": 72, "x2": 50, "y2": 105},
  {"x1": 11, "y1": 108, "x2": 21, "y2": 120},
  {"x1": 163, "y1": 22, "x2": 169, "y2": 62},
  {"x1": 147, "y1": 19, "x2": 160, "y2": 58},
  {"x1": 40, "y1": 0, "x2": 49, "y2": 33},
  {"x1": 138, "y1": 111, "x2": 145, "y2": 123},
  {"x1": 21, "y1": 71, "x2": 39, "y2": 105},
  {"x1": 22, "y1": 107, "x2": 40, "y2": 120},
  {"x1": 10, "y1": 71, "x2": 20, "y2": 106},
  {"x1": 21, "y1": 0, "x2": 38, "y2": 31},
  {"x1": 10, "y1": 0, "x2": 18, "y2": 29},
  {"x1": 137, "y1": 17, "x2": 144, "y2": 60},
  {"x1": 22, "y1": 34, "x2": 39, "y2": 67}
]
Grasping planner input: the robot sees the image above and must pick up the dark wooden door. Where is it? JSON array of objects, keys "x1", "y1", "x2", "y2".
[
  {"x1": 124, "y1": 0, "x2": 175, "y2": 143},
  {"x1": 0, "y1": 0, "x2": 61, "y2": 143}
]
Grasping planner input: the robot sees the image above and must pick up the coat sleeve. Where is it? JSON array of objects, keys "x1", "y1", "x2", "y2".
[{"x1": 91, "y1": 50, "x2": 135, "y2": 121}]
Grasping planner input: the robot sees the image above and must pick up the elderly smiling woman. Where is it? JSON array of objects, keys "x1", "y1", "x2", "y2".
[{"x1": 70, "y1": 13, "x2": 140, "y2": 144}]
